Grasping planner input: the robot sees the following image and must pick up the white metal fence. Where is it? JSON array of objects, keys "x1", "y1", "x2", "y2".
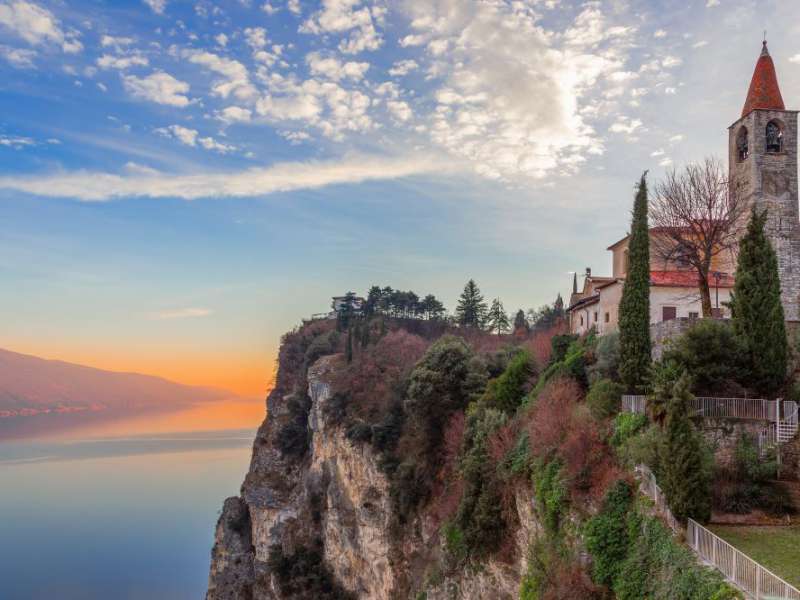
[
  {"x1": 635, "y1": 464, "x2": 680, "y2": 533},
  {"x1": 621, "y1": 395, "x2": 779, "y2": 422},
  {"x1": 688, "y1": 519, "x2": 800, "y2": 600}
]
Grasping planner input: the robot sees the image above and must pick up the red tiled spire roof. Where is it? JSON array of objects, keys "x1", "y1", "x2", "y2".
[{"x1": 742, "y1": 41, "x2": 785, "y2": 117}]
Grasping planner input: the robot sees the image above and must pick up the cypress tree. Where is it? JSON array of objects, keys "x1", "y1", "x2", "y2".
[
  {"x1": 731, "y1": 209, "x2": 787, "y2": 395},
  {"x1": 486, "y1": 298, "x2": 510, "y2": 334},
  {"x1": 455, "y1": 279, "x2": 488, "y2": 328},
  {"x1": 659, "y1": 373, "x2": 711, "y2": 523},
  {"x1": 345, "y1": 326, "x2": 353, "y2": 364},
  {"x1": 619, "y1": 173, "x2": 652, "y2": 392}
]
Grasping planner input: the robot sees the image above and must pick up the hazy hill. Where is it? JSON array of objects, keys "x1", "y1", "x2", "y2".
[{"x1": 0, "y1": 348, "x2": 233, "y2": 417}]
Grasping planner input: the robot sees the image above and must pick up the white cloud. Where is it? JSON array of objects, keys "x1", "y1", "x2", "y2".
[
  {"x1": 261, "y1": 3, "x2": 278, "y2": 15},
  {"x1": 143, "y1": 0, "x2": 166, "y2": 14},
  {"x1": 659, "y1": 157, "x2": 673, "y2": 167},
  {"x1": 183, "y1": 49, "x2": 257, "y2": 100},
  {"x1": 300, "y1": 0, "x2": 383, "y2": 54},
  {"x1": 650, "y1": 149, "x2": 664, "y2": 157},
  {"x1": 0, "y1": 43, "x2": 35, "y2": 67},
  {"x1": 789, "y1": 54, "x2": 800, "y2": 64},
  {"x1": 101, "y1": 34, "x2": 134, "y2": 48},
  {"x1": 669, "y1": 134, "x2": 684, "y2": 143},
  {"x1": 97, "y1": 53, "x2": 148, "y2": 70},
  {"x1": 393, "y1": 0, "x2": 634, "y2": 180},
  {"x1": 653, "y1": 29, "x2": 667, "y2": 38},
  {"x1": 388, "y1": 59, "x2": 418, "y2": 77},
  {"x1": 287, "y1": 0, "x2": 300, "y2": 15},
  {"x1": 0, "y1": 1, "x2": 80, "y2": 53},
  {"x1": 0, "y1": 133, "x2": 35, "y2": 148},
  {"x1": 0, "y1": 154, "x2": 454, "y2": 201},
  {"x1": 215, "y1": 33, "x2": 228, "y2": 47},
  {"x1": 216, "y1": 105, "x2": 253, "y2": 124},
  {"x1": 123, "y1": 71, "x2": 191, "y2": 107},
  {"x1": 244, "y1": 27, "x2": 267, "y2": 50},
  {"x1": 151, "y1": 307, "x2": 212, "y2": 320},
  {"x1": 661, "y1": 55, "x2": 683, "y2": 69},
  {"x1": 306, "y1": 51, "x2": 369, "y2": 81},
  {"x1": 706, "y1": 0, "x2": 720, "y2": 7},
  {"x1": 387, "y1": 99, "x2": 412, "y2": 122},
  {"x1": 155, "y1": 124, "x2": 235, "y2": 153},
  {"x1": 609, "y1": 116, "x2": 642, "y2": 134},
  {"x1": 693, "y1": 40, "x2": 709, "y2": 49}
]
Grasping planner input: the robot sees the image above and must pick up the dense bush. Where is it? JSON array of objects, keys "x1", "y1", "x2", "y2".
[
  {"x1": 584, "y1": 480, "x2": 633, "y2": 586},
  {"x1": 267, "y1": 543, "x2": 355, "y2": 599},
  {"x1": 610, "y1": 412, "x2": 648, "y2": 448},
  {"x1": 304, "y1": 330, "x2": 341, "y2": 369},
  {"x1": 586, "y1": 378, "x2": 624, "y2": 420},
  {"x1": 482, "y1": 349, "x2": 535, "y2": 414},
  {"x1": 589, "y1": 331, "x2": 620, "y2": 383},
  {"x1": 613, "y1": 515, "x2": 740, "y2": 600},
  {"x1": 550, "y1": 334, "x2": 578, "y2": 364},
  {"x1": 532, "y1": 458, "x2": 569, "y2": 535},
  {"x1": 276, "y1": 392, "x2": 312, "y2": 458},
  {"x1": 714, "y1": 434, "x2": 795, "y2": 516},
  {"x1": 663, "y1": 320, "x2": 748, "y2": 395}
]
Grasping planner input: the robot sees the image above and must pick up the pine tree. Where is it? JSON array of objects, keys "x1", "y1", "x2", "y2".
[
  {"x1": 486, "y1": 298, "x2": 510, "y2": 335},
  {"x1": 731, "y1": 209, "x2": 787, "y2": 395},
  {"x1": 659, "y1": 373, "x2": 711, "y2": 523},
  {"x1": 619, "y1": 173, "x2": 652, "y2": 392},
  {"x1": 455, "y1": 279, "x2": 488, "y2": 328},
  {"x1": 513, "y1": 309, "x2": 529, "y2": 335}
]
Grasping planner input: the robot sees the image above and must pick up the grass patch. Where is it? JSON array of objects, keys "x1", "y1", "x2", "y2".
[{"x1": 708, "y1": 525, "x2": 800, "y2": 588}]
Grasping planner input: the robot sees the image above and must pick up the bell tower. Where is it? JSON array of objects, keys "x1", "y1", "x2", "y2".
[{"x1": 728, "y1": 40, "x2": 800, "y2": 321}]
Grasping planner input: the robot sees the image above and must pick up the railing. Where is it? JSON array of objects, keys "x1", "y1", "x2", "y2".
[
  {"x1": 621, "y1": 395, "x2": 647, "y2": 414},
  {"x1": 759, "y1": 401, "x2": 799, "y2": 456},
  {"x1": 635, "y1": 464, "x2": 680, "y2": 533},
  {"x1": 688, "y1": 519, "x2": 800, "y2": 599},
  {"x1": 621, "y1": 395, "x2": 776, "y2": 422}
]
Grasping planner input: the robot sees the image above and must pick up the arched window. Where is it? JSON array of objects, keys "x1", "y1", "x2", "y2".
[
  {"x1": 736, "y1": 126, "x2": 749, "y2": 161},
  {"x1": 766, "y1": 120, "x2": 783, "y2": 153}
]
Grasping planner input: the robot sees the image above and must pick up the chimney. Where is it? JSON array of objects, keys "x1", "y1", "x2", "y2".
[{"x1": 585, "y1": 267, "x2": 592, "y2": 279}]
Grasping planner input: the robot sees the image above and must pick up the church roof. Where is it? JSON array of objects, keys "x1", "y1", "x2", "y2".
[{"x1": 742, "y1": 41, "x2": 785, "y2": 117}]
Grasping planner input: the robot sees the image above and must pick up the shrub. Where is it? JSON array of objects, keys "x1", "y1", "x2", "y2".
[
  {"x1": 305, "y1": 330, "x2": 341, "y2": 368},
  {"x1": 586, "y1": 378, "x2": 624, "y2": 420},
  {"x1": 590, "y1": 331, "x2": 620, "y2": 383},
  {"x1": 585, "y1": 480, "x2": 633, "y2": 586},
  {"x1": 533, "y1": 458, "x2": 569, "y2": 535},
  {"x1": 267, "y1": 543, "x2": 355, "y2": 599},
  {"x1": 276, "y1": 393, "x2": 312, "y2": 458},
  {"x1": 483, "y1": 350, "x2": 535, "y2": 414},
  {"x1": 663, "y1": 320, "x2": 748, "y2": 395},
  {"x1": 610, "y1": 413, "x2": 648, "y2": 448}
]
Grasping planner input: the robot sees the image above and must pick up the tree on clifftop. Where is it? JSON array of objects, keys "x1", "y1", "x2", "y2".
[
  {"x1": 619, "y1": 173, "x2": 652, "y2": 392},
  {"x1": 456, "y1": 279, "x2": 488, "y2": 328},
  {"x1": 731, "y1": 209, "x2": 787, "y2": 395},
  {"x1": 486, "y1": 298, "x2": 510, "y2": 335}
]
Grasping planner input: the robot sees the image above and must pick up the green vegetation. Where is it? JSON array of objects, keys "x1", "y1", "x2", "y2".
[
  {"x1": 276, "y1": 392, "x2": 312, "y2": 458},
  {"x1": 487, "y1": 297, "x2": 511, "y2": 334},
  {"x1": 590, "y1": 330, "x2": 620, "y2": 383},
  {"x1": 619, "y1": 173, "x2": 652, "y2": 392},
  {"x1": 663, "y1": 319, "x2": 748, "y2": 395},
  {"x1": 732, "y1": 209, "x2": 788, "y2": 395},
  {"x1": 610, "y1": 412, "x2": 648, "y2": 448},
  {"x1": 455, "y1": 279, "x2": 489, "y2": 328},
  {"x1": 659, "y1": 372, "x2": 712, "y2": 523},
  {"x1": 532, "y1": 458, "x2": 568, "y2": 536},
  {"x1": 708, "y1": 525, "x2": 800, "y2": 588},
  {"x1": 482, "y1": 350, "x2": 535, "y2": 415},
  {"x1": 267, "y1": 543, "x2": 355, "y2": 599},
  {"x1": 585, "y1": 480, "x2": 634, "y2": 586},
  {"x1": 586, "y1": 378, "x2": 624, "y2": 420}
]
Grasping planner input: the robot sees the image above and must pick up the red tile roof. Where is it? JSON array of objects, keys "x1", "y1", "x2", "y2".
[
  {"x1": 742, "y1": 41, "x2": 785, "y2": 117},
  {"x1": 650, "y1": 271, "x2": 734, "y2": 288}
]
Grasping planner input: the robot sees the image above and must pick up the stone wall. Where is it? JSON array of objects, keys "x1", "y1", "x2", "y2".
[
  {"x1": 650, "y1": 317, "x2": 696, "y2": 361},
  {"x1": 697, "y1": 418, "x2": 767, "y2": 471}
]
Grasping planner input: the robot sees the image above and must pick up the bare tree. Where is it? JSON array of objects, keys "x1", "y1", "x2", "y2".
[{"x1": 650, "y1": 158, "x2": 746, "y2": 317}]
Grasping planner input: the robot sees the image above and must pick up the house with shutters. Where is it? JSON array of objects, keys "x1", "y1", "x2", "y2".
[{"x1": 569, "y1": 40, "x2": 799, "y2": 336}]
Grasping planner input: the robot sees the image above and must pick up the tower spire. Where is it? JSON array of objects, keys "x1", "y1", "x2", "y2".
[{"x1": 742, "y1": 39, "x2": 785, "y2": 117}]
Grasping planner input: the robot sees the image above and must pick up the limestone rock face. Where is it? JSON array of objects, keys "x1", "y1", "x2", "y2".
[{"x1": 207, "y1": 353, "x2": 538, "y2": 599}]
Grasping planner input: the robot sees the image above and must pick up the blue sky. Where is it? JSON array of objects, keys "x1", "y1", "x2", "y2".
[{"x1": 1, "y1": 0, "x2": 800, "y2": 394}]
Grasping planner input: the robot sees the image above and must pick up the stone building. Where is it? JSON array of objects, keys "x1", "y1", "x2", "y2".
[{"x1": 568, "y1": 41, "x2": 800, "y2": 334}]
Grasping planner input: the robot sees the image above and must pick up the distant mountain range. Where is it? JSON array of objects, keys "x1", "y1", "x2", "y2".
[{"x1": 0, "y1": 348, "x2": 233, "y2": 419}]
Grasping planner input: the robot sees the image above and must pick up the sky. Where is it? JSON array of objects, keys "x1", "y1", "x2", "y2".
[{"x1": 2, "y1": 0, "x2": 800, "y2": 397}]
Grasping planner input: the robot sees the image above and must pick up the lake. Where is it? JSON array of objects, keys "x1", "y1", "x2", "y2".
[{"x1": 0, "y1": 401, "x2": 262, "y2": 599}]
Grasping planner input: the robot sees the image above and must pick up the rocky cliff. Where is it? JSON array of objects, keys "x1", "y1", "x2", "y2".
[{"x1": 207, "y1": 351, "x2": 537, "y2": 599}]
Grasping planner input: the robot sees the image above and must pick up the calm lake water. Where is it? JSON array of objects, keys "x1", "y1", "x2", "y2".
[{"x1": 0, "y1": 404, "x2": 260, "y2": 600}]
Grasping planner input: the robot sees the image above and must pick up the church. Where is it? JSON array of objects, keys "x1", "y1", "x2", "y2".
[{"x1": 568, "y1": 41, "x2": 800, "y2": 336}]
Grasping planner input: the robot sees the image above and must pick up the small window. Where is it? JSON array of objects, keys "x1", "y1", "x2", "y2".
[
  {"x1": 736, "y1": 126, "x2": 749, "y2": 161},
  {"x1": 580, "y1": 316, "x2": 584, "y2": 326},
  {"x1": 594, "y1": 311, "x2": 598, "y2": 322},
  {"x1": 662, "y1": 306, "x2": 677, "y2": 321},
  {"x1": 688, "y1": 311, "x2": 699, "y2": 319},
  {"x1": 766, "y1": 120, "x2": 783, "y2": 153},
  {"x1": 605, "y1": 312, "x2": 610, "y2": 323}
]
